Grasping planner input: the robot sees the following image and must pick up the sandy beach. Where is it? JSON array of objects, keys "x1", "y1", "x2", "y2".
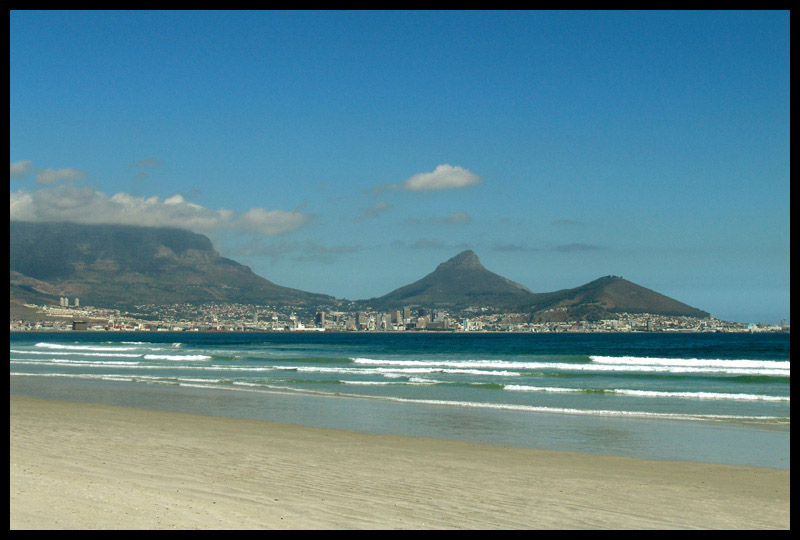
[{"x1": 10, "y1": 394, "x2": 790, "y2": 529}]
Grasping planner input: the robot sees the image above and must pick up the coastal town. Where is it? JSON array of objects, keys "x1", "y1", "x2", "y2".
[{"x1": 10, "y1": 299, "x2": 790, "y2": 333}]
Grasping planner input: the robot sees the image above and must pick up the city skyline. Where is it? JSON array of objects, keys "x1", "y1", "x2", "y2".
[{"x1": 10, "y1": 10, "x2": 790, "y2": 324}]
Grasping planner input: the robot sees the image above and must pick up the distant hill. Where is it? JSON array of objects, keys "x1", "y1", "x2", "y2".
[
  {"x1": 9, "y1": 221, "x2": 333, "y2": 309},
  {"x1": 361, "y1": 251, "x2": 709, "y2": 320},
  {"x1": 361, "y1": 250, "x2": 536, "y2": 310},
  {"x1": 10, "y1": 269, "x2": 65, "y2": 320},
  {"x1": 523, "y1": 276, "x2": 710, "y2": 322}
]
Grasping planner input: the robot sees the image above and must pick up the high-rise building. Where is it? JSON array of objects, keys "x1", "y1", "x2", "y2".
[{"x1": 379, "y1": 314, "x2": 390, "y2": 330}]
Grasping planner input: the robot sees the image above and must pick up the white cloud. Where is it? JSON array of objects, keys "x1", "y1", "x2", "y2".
[
  {"x1": 237, "y1": 207, "x2": 310, "y2": 236},
  {"x1": 35, "y1": 167, "x2": 85, "y2": 185},
  {"x1": 10, "y1": 160, "x2": 33, "y2": 178},
  {"x1": 9, "y1": 185, "x2": 309, "y2": 237},
  {"x1": 401, "y1": 164, "x2": 482, "y2": 191},
  {"x1": 164, "y1": 194, "x2": 187, "y2": 205},
  {"x1": 373, "y1": 164, "x2": 483, "y2": 193}
]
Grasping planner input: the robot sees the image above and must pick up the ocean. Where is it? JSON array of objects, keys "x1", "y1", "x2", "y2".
[{"x1": 10, "y1": 331, "x2": 790, "y2": 469}]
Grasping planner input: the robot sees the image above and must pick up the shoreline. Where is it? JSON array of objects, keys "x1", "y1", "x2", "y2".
[
  {"x1": 10, "y1": 374, "x2": 791, "y2": 470},
  {"x1": 10, "y1": 394, "x2": 790, "y2": 529}
]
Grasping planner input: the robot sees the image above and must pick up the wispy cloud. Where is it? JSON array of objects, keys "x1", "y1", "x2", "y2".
[
  {"x1": 373, "y1": 164, "x2": 482, "y2": 193},
  {"x1": 135, "y1": 157, "x2": 163, "y2": 167},
  {"x1": 407, "y1": 211, "x2": 473, "y2": 226},
  {"x1": 491, "y1": 242, "x2": 602, "y2": 253},
  {"x1": 10, "y1": 185, "x2": 309, "y2": 237},
  {"x1": 10, "y1": 160, "x2": 33, "y2": 178},
  {"x1": 492, "y1": 243, "x2": 539, "y2": 253},
  {"x1": 353, "y1": 200, "x2": 391, "y2": 222},
  {"x1": 553, "y1": 243, "x2": 604, "y2": 252},
  {"x1": 11, "y1": 160, "x2": 86, "y2": 185},
  {"x1": 408, "y1": 239, "x2": 447, "y2": 250},
  {"x1": 35, "y1": 167, "x2": 85, "y2": 185},
  {"x1": 391, "y1": 239, "x2": 473, "y2": 251},
  {"x1": 225, "y1": 239, "x2": 362, "y2": 264},
  {"x1": 551, "y1": 219, "x2": 584, "y2": 227},
  {"x1": 432, "y1": 211, "x2": 472, "y2": 225}
]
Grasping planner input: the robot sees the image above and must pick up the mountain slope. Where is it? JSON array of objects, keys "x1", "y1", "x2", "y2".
[
  {"x1": 9, "y1": 221, "x2": 333, "y2": 308},
  {"x1": 362, "y1": 250, "x2": 536, "y2": 309},
  {"x1": 523, "y1": 275, "x2": 710, "y2": 321}
]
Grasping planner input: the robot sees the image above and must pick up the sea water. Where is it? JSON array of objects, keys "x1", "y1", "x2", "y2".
[{"x1": 10, "y1": 331, "x2": 790, "y2": 469}]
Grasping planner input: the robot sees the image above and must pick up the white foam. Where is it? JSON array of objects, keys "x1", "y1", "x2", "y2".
[
  {"x1": 10, "y1": 372, "x2": 222, "y2": 385},
  {"x1": 354, "y1": 395, "x2": 788, "y2": 424},
  {"x1": 34, "y1": 342, "x2": 137, "y2": 352},
  {"x1": 11, "y1": 372, "x2": 137, "y2": 382},
  {"x1": 143, "y1": 354, "x2": 211, "y2": 361},
  {"x1": 18, "y1": 370, "x2": 780, "y2": 427},
  {"x1": 590, "y1": 355, "x2": 790, "y2": 370},
  {"x1": 11, "y1": 358, "x2": 141, "y2": 366},
  {"x1": 504, "y1": 384, "x2": 585, "y2": 394},
  {"x1": 276, "y1": 365, "x2": 520, "y2": 377},
  {"x1": 609, "y1": 388, "x2": 789, "y2": 402},
  {"x1": 209, "y1": 381, "x2": 791, "y2": 425},
  {"x1": 351, "y1": 356, "x2": 789, "y2": 376},
  {"x1": 340, "y1": 380, "x2": 400, "y2": 386},
  {"x1": 353, "y1": 357, "x2": 534, "y2": 369},
  {"x1": 11, "y1": 349, "x2": 142, "y2": 358},
  {"x1": 503, "y1": 384, "x2": 789, "y2": 402}
]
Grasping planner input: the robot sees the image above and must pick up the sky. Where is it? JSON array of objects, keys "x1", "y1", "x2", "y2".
[{"x1": 10, "y1": 10, "x2": 790, "y2": 324}]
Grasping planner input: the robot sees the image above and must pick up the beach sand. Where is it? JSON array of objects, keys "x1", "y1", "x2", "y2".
[{"x1": 10, "y1": 394, "x2": 790, "y2": 529}]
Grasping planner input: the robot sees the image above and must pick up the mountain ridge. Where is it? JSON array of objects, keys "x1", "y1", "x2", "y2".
[
  {"x1": 9, "y1": 221, "x2": 710, "y2": 320},
  {"x1": 362, "y1": 250, "x2": 708, "y2": 320}
]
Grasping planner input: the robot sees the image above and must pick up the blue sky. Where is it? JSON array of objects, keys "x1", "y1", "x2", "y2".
[{"x1": 10, "y1": 10, "x2": 790, "y2": 323}]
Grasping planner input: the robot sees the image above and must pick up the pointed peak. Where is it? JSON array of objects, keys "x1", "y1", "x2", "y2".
[
  {"x1": 591, "y1": 275, "x2": 626, "y2": 284},
  {"x1": 437, "y1": 250, "x2": 483, "y2": 270}
]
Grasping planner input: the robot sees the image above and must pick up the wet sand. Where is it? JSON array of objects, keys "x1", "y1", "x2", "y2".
[{"x1": 10, "y1": 395, "x2": 790, "y2": 529}]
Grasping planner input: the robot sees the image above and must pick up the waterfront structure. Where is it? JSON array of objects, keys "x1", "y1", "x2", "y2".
[{"x1": 72, "y1": 320, "x2": 88, "y2": 331}]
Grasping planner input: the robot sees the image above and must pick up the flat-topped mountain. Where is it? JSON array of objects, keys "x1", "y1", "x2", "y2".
[
  {"x1": 9, "y1": 221, "x2": 333, "y2": 309},
  {"x1": 362, "y1": 250, "x2": 536, "y2": 310}
]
